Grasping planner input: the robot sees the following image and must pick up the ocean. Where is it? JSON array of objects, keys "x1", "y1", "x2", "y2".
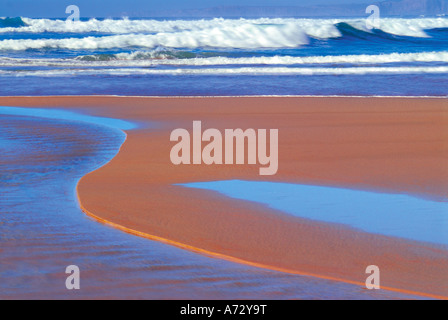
[{"x1": 0, "y1": 16, "x2": 447, "y2": 96}]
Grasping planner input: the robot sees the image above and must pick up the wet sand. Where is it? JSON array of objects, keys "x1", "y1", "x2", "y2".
[{"x1": 1, "y1": 96, "x2": 447, "y2": 299}]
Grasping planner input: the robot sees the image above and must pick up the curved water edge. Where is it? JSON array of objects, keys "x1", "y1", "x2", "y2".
[
  {"x1": 179, "y1": 180, "x2": 448, "y2": 247},
  {"x1": 0, "y1": 106, "x2": 425, "y2": 299},
  {"x1": 0, "y1": 106, "x2": 136, "y2": 131},
  {"x1": 0, "y1": 107, "x2": 405, "y2": 299}
]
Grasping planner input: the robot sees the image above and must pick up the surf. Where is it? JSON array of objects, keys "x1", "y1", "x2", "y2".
[
  {"x1": 0, "y1": 17, "x2": 28, "y2": 28},
  {"x1": 1, "y1": 17, "x2": 448, "y2": 49}
]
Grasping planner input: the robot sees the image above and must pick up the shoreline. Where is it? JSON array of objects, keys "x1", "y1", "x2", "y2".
[
  {"x1": 2, "y1": 95, "x2": 448, "y2": 299},
  {"x1": 2, "y1": 95, "x2": 448, "y2": 99},
  {"x1": 76, "y1": 184, "x2": 448, "y2": 300}
]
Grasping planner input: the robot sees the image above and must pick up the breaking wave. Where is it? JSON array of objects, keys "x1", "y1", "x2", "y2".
[
  {"x1": 0, "y1": 17, "x2": 447, "y2": 51},
  {"x1": 0, "y1": 17, "x2": 445, "y2": 37},
  {"x1": 0, "y1": 17, "x2": 28, "y2": 28},
  {"x1": 0, "y1": 22, "x2": 309, "y2": 50}
]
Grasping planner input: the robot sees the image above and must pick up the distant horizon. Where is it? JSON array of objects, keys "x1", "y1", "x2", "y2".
[
  {"x1": 4, "y1": 15, "x2": 444, "y2": 19},
  {"x1": 1, "y1": 1, "x2": 372, "y2": 18},
  {"x1": 4, "y1": 0, "x2": 446, "y2": 19}
]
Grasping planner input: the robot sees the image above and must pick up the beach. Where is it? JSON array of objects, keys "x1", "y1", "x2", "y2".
[{"x1": 1, "y1": 95, "x2": 447, "y2": 299}]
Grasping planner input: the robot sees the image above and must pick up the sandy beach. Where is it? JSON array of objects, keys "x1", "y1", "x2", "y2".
[{"x1": 1, "y1": 96, "x2": 447, "y2": 299}]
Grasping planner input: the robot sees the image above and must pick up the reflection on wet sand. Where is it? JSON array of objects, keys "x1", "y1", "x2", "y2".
[{"x1": 0, "y1": 113, "x2": 415, "y2": 299}]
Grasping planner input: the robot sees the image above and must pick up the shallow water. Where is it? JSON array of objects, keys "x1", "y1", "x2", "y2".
[
  {"x1": 0, "y1": 108, "x2": 419, "y2": 299},
  {"x1": 181, "y1": 180, "x2": 448, "y2": 246}
]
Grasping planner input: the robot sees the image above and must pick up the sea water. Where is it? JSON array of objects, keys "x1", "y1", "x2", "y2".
[
  {"x1": 180, "y1": 180, "x2": 448, "y2": 246},
  {"x1": 0, "y1": 17, "x2": 447, "y2": 96}
]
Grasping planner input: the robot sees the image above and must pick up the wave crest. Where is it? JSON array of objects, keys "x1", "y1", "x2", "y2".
[
  {"x1": 0, "y1": 17, "x2": 446, "y2": 38},
  {"x1": 0, "y1": 23, "x2": 309, "y2": 50},
  {"x1": 0, "y1": 17, "x2": 28, "y2": 28}
]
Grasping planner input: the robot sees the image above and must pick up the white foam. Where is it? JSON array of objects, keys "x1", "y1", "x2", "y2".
[
  {"x1": 113, "y1": 51, "x2": 448, "y2": 65},
  {"x1": 0, "y1": 22, "x2": 309, "y2": 50},
  {"x1": 1, "y1": 17, "x2": 342, "y2": 37},
  {"x1": 1, "y1": 51, "x2": 447, "y2": 67},
  {"x1": 3, "y1": 66, "x2": 448, "y2": 77},
  {"x1": 0, "y1": 17, "x2": 446, "y2": 46},
  {"x1": 351, "y1": 17, "x2": 448, "y2": 37}
]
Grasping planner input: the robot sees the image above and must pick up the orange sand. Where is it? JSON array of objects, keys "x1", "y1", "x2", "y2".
[{"x1": 1, "y1": 96, "x2": 447, "y2": 299}]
